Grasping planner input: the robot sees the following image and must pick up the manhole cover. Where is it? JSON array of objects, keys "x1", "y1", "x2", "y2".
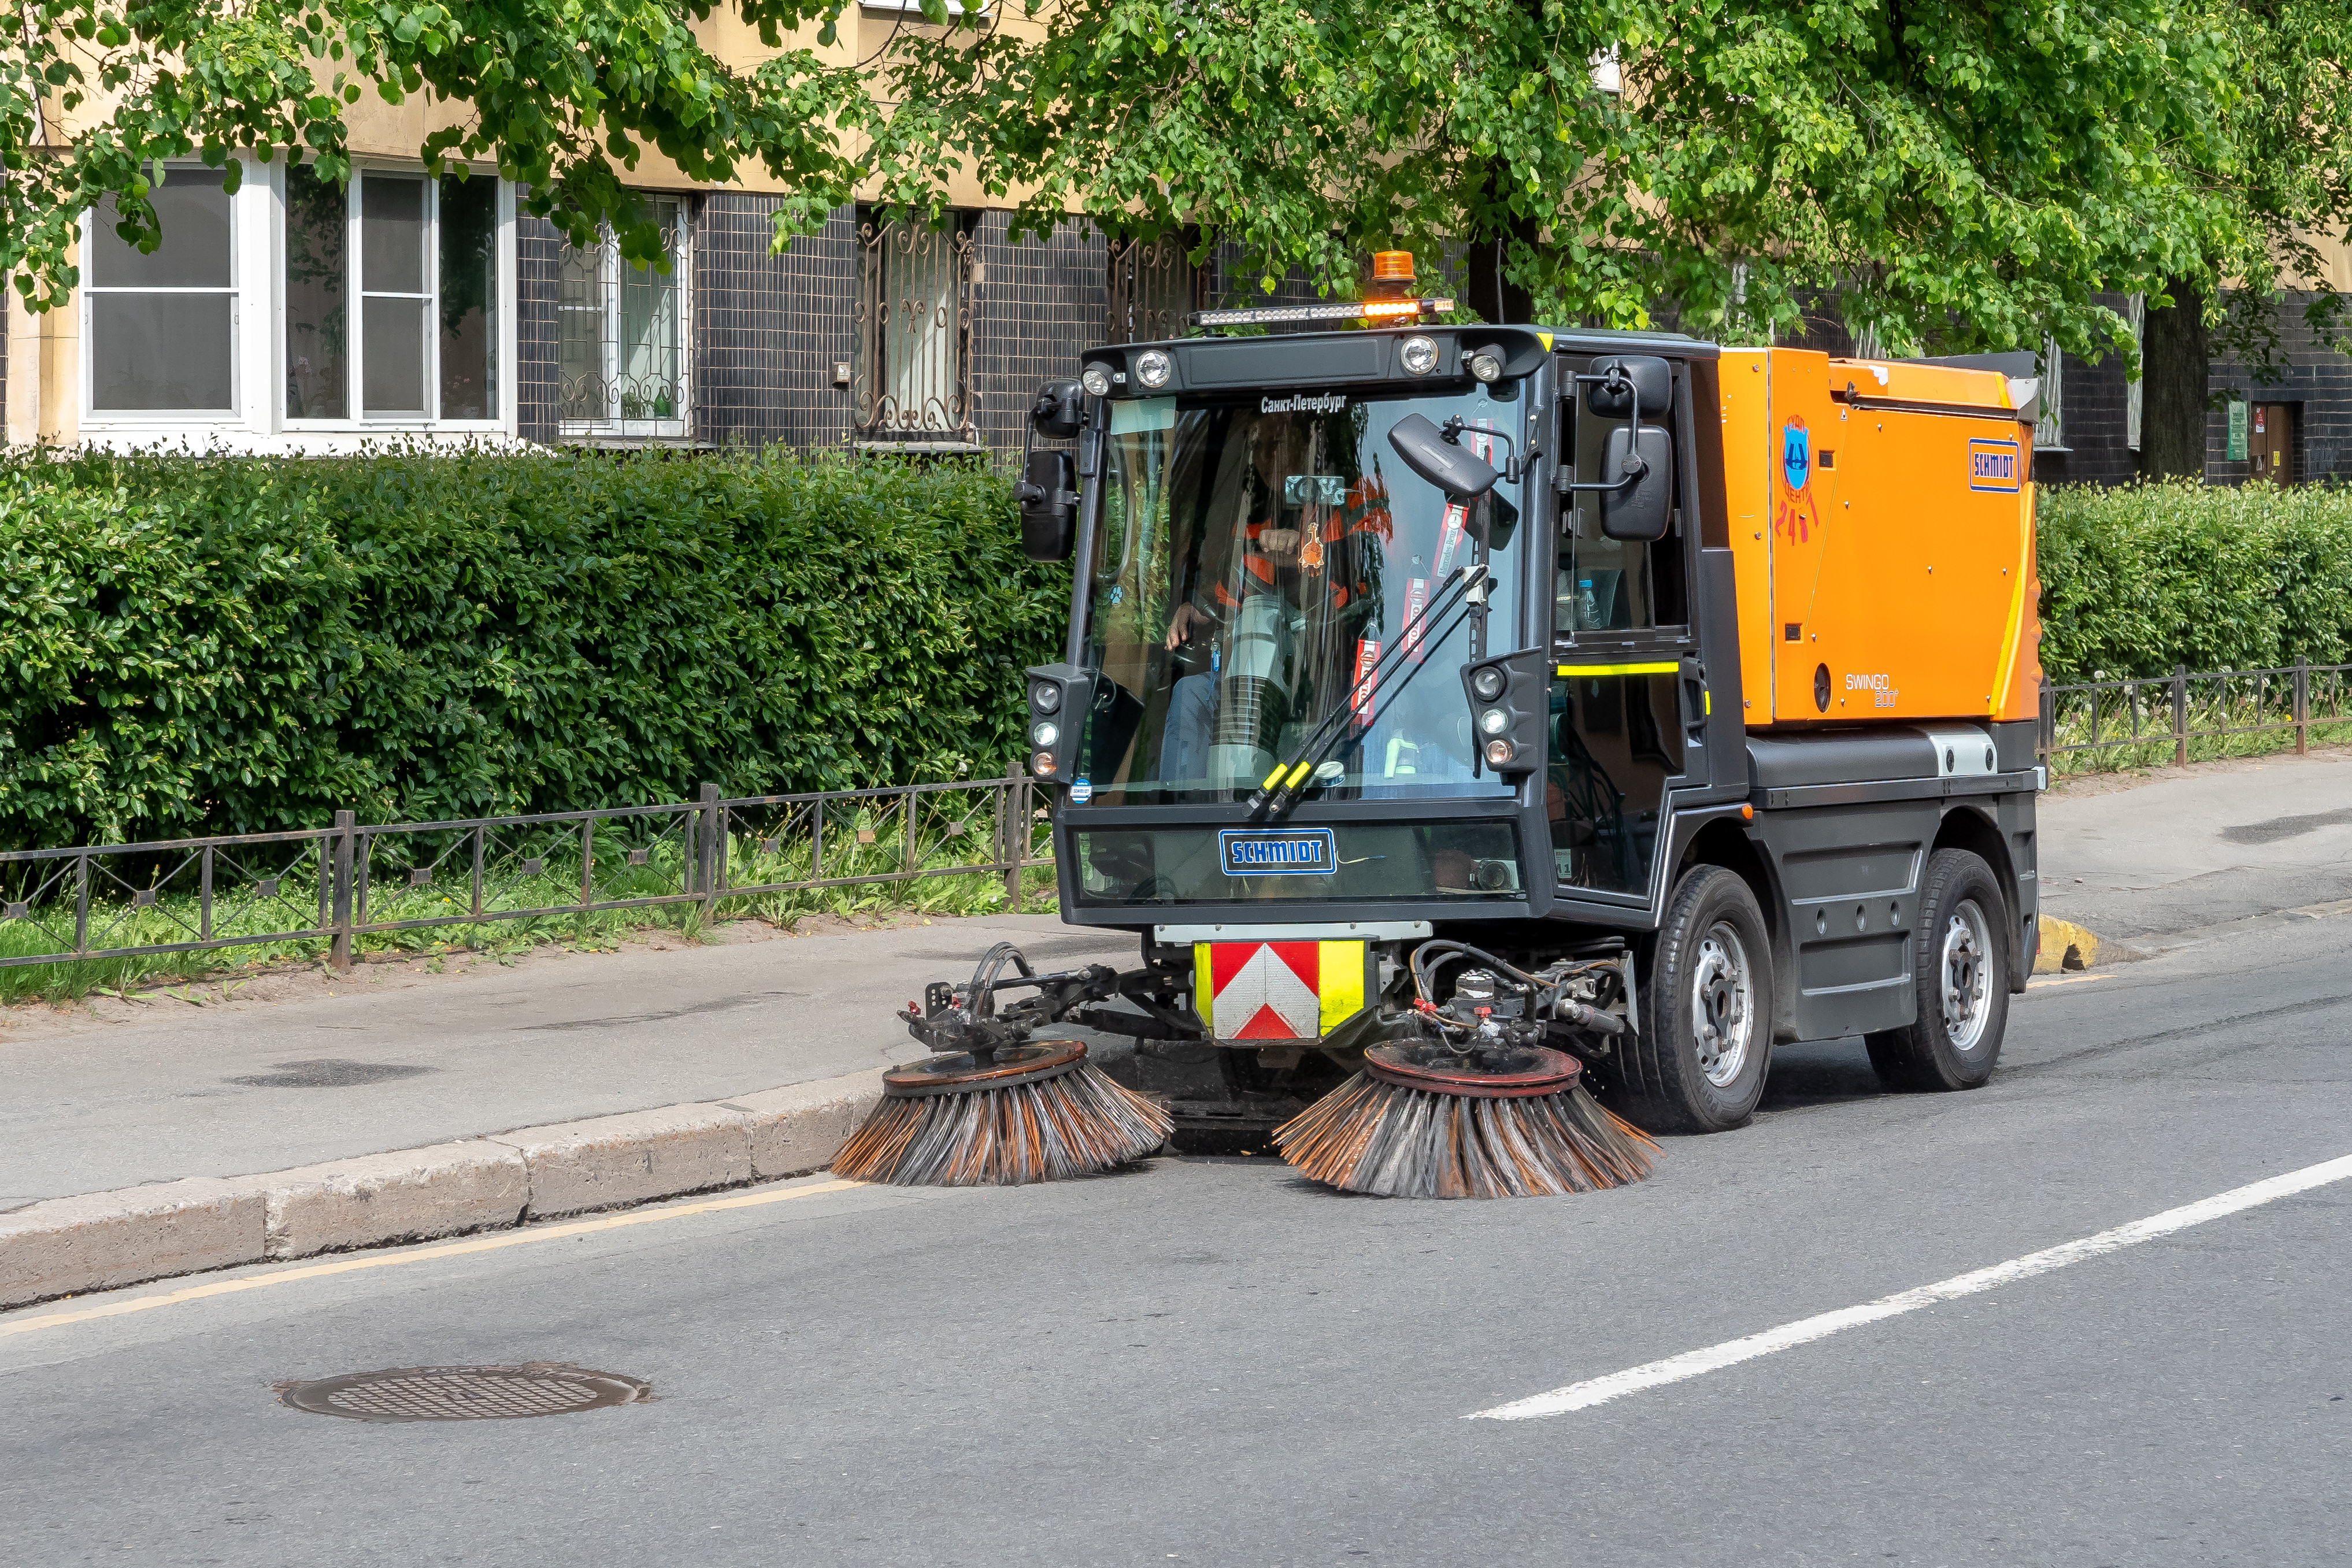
[
  {"x1": 228, "y1": 1059, "x2": 434, "y2": 1089},
  {"x1": 277, "y1": 1363, "x2": 653, "y2": 1422}
]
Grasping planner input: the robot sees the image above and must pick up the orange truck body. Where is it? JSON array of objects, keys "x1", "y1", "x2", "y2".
[{"x1": 1716, "y1": 348, "x2": 2042, "y2": 729}]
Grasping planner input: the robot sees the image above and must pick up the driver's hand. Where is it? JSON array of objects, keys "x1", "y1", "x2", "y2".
[
  {"x1": 1257, "y1": 527, "x2": 1302, "y2": 559},
  {"x1": 1165, "y1": 603, "x2": 1207, "y2": 649}
]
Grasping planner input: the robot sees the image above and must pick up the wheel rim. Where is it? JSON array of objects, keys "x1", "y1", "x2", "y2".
[
  {"x1": 1690, "y1": 922, "x2": 1754, "y2": 1088},
  {"x1": 1940, "y1": 899, "x2": 1994, "y2": 1051}
]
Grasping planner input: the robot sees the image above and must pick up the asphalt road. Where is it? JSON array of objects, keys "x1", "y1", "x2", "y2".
[{"x1": 5, "y1": 911, "x2": 2349, "y2": 1566}]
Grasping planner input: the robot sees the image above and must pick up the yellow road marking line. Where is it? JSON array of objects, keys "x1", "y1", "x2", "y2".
[
  {"x1": 2026, "y1": 972, "x2": 2113, "y2": 989},
  {"x1": 1, "y1": 1177, "x2": 866, "y2": 1339}
]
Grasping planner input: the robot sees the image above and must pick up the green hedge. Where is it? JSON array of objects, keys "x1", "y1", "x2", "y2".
[
  {"x1": 2036, "y1": 479, "x2": 2352, "y2": 685},
  {"x1": 6, "y1": 451, "x2": 2347, "y2": 848},
  {"x1": 0, "y1": 448, "x2": 1066, "y2": 847}
]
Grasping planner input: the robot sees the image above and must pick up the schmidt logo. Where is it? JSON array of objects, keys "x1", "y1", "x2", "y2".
[
  {"x1": 1220, "y1": 828, "x2": 1338, "y2": 876},
  {"x1": 1967, "y1": 437, "x2": 2023, "y2": 494}
]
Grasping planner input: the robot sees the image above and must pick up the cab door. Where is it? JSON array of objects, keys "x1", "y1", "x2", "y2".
[{"x1": 1547, "y1": 352, "x2": 1703, "y2": 906}]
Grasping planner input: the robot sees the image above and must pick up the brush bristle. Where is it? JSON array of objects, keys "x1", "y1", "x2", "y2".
[
  {"x1": 1273, "y1": 1072, "x2": 1657, "y2": 1198},
  {"x1": 832, "y1": 1062, "x2": 1175, "y2": 1186}
]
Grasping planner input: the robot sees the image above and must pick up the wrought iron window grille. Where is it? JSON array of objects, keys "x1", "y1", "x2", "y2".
[
  {"x1": 559, "y1": 198, "x2": 695, "y2": 440},
  {"x1": 854, "y1": 210, "x2": 980, "y2": 449},
  {"x1": 1105, "y1": 234, "x2": 1199, "y2": 346}
]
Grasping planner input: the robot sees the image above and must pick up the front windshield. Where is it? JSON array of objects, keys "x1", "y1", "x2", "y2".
[{"x1": 1079, "y1": 384, "x2": 1524, "y2": 805}]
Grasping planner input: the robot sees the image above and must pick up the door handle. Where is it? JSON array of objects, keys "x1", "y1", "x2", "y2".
[{"x1": 1682, "y1": 673, "x2": 1708, "y2": 736}]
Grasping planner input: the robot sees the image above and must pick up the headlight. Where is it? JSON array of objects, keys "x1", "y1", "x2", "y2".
[
  {"x1": 1471, "y1": 666, "x2": 1506, "y2": 702},
  {"x1": 1479, "y1": 707, "x2": 1510, "y2": 737},
  {"x1": 1080, "y1": 364, "x2": 1113, "y2": 398},
  {"x1": 1032, "y1": 751, "x2": 1057, "y2": 776},
  {"x1": 1032, "y1": 721, "x2": 1060, "y2": 748},
  {"x1": 1134, "y1": 349, "x2": 1172, "y2": 389},
  {"x1": 1399, "y1": 335, "x2": 1439, "y2": 375},
  {"x1": 1484, "y1": 738, "x2": 1516, "y2": 767},
  {"x1": 1466, "y1": 349, "x2": 1505, "y2": 384},
  {"x1": 1032, "y1": 681, "x2": 1062, "y2": 714}
]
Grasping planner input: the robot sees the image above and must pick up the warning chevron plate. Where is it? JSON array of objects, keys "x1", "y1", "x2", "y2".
[{"x1": 1194, "y1": 940, "x2": 1370, "y2": 1043}]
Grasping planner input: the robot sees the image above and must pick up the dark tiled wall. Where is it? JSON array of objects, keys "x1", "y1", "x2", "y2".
[
  {"x1": 694, "y1": 198, "x2": 857, "y2": 451},
  {"x1": 971, "y1": 213, "x2": 1109, "y2": 453},
  {"x1": 516, "y1": 215, "x2": 563, "y2": 444},
  {"x1": 2205, "y1": 292, "x2": 2352, "y2": 484},
  {"x1": 2035, "y1": 295, "x2": 2140, "y2": 487}
]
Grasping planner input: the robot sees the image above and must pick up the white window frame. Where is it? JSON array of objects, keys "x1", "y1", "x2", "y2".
[
  {"x1": 279, "y1": 161, "x2": 512, "y2": 435},
  {"x1": 557, "y1": 199, "x2": 693, "y2": 443},
  {"x1": 78, "y1": 160, "x2": 254, "y2": 431}
]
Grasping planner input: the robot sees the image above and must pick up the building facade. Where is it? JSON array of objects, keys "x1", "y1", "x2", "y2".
[{"x1": 0, "y1": 160, "x2": 1228, "y2": 457}]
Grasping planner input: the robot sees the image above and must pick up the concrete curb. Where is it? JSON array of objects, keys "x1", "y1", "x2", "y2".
[
  {"x1": 0, "y1": 1068, "x2": 884, "y2": 1310},
  {"x1": 2035, "y1": 913, "x2": 2149, "y2": 974}
]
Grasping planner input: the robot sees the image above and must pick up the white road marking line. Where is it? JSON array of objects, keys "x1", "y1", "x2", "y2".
[
  {"x1": 2026, "y1": 972, "x2": 2113, "y2": 989},
  {"x1": 1469, "y1": 1151, "x2": 2352, "y2": 1422},
  {"x1": 0, "y1": 1177, "x2": 866, "y2": 1340}
]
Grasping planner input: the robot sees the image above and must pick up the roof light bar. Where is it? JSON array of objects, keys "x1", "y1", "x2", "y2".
[{"x1": 1186, "y1": 297, "x2": 1456, "y2": 329}]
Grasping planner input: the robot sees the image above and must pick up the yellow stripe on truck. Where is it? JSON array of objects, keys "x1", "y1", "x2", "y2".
[
  {"x1": 1262, "y1": 765, "x2": 1287, "y2": 791},
  {"x1": 1557, "y1": 662, "x2": 1680, "y2": 677},
  {"x1": 1317, "y1": 941, "x2": 1367, "y2": 1032},
  {"x1": 1193, "y1": 943, "x2": 1214, "y2": 1033},
  {"x1": 1286, "y1": 761, "x2": 1314, "y2": 789}
]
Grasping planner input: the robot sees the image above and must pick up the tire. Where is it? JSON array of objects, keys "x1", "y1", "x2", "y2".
[
  {"x1": 1616, "y1": 865, "x2": 1775, "y2": 1134},
  {"x1": 1865, "y1": 848, "x2": 2010, "y2": 1091}
]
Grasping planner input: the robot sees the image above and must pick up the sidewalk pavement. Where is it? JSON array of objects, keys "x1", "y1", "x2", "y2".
[
  {"x1": 0, "y1": 914, "x2": 1133, "y2": 1306},
  {"x1": 6, "y1": 752, "x2": 2346, "y2": 1307},
  {"x1": 2037, "y1": 747, "x2": 2352, "y2": 943}
]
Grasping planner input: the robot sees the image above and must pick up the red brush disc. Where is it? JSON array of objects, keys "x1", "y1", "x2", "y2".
[
  {"x1": 1364, "y1": 1041, "x2": 1583, "y2": 1099},
  {"x1": 882, "y1": 1038, "x2": 1088, "y2": 1098}
]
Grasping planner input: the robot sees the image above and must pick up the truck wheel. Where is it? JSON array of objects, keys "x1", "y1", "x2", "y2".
[
  {"x1": 1619, "y1": 865, "x2": 1774, "y2": 1133},
  {"x1": 1865, "y1": 848, "x2": 2009, "y2": 1091}
]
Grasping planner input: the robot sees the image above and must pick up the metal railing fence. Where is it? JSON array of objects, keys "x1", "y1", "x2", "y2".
[
  {"x1": 0, "y1": 769, "x2": 1048, "y2": 977},
  {"x1": 2039, "y1": 659, "x2": 2352, "y2": 768}
]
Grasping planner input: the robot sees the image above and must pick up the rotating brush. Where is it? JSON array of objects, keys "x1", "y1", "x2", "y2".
[
  {"x1": 832, "y1": 943, "x2": 1172, "y2": 1186},
  {"x1": 1274, "y1": 943, "x2": 1657, "y2": 1199}
]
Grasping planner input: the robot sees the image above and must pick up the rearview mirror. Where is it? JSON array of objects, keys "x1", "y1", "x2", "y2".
[
  {"x1": 1029, "y1": 380, "x2": 1084, "y2": 440},
  {"x1": 1599, "y1": 426, "x2": 1673, "y2": 541},
  {"x1": 1387, "y1": 413, "x2": 1499, "y2": 499},
  {"x1": 1017, "y1": 450, "x2": 1079, "y2": 561},
  {"x1": 1586, "y1": 356, "x2": 1672, "y2": 418}
]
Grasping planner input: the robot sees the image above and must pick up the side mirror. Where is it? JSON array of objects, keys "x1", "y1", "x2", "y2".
[
  {"x1": 1030, "y1": 380, "x2": 1084, "y2": 440},
  {"x1": 1017, "y1": 449, "x2": 1079, "y2": 561},
  {"x1": 1387, "y1": 412, "x2": 1499, "y2": 499},
  {"x1": 1599, "y1": 425, "x2": 1673, "y2": 540},
  {"x1": 1586, "y1": 355, "x2": 1672, "y2": 418}
]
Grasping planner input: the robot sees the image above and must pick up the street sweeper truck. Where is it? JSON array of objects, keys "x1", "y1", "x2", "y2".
[{"x1": 832, "y1": 257, "x2": 2044, "y2": 1199}]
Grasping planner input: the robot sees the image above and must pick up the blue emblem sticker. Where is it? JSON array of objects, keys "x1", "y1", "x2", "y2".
[
  {"x1": 1219, "y1": 828, "x2": 1338, "y2": 876},
  {"x1": 1781, "y1": 420, "x2": 1810, "y2": 491},
  {"x1": 1966, "y1": 437, "x2": 2023, "y2": 493},
  {"x1": 1070, "y1": 777, "x2": 1092, "y2": 805}
]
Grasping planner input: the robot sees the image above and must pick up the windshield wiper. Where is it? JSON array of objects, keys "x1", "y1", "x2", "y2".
[{"x1": 1244, "y1": 564, "x2": 1489, "y2": 822}]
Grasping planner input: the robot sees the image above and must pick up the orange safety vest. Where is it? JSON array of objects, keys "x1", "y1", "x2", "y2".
[{"x1": 1212, "y1": 472, "x2": 1395, "y2": 611}]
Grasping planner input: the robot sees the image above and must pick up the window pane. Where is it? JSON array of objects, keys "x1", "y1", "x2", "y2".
[
  {"x1": 362, "y1": 296, "x2": 427, "y2": 413},
  {"x1": 91, "y1": 294, "x2": 234, "y2": 409},
  {"x1": 617, "y1": 201, "x2": 682, "y2": 420},
  {"x1": 558, "y1": 240, "x2": 603, "y2": 421},
  {"x1": 361, "y1": 175, "x2": 425, "y2": 294},
  {"x1": 284, "y1": 164, "x2": 349, "y2": 420},
  {"x1": 87, "y1": 169, "x2": 232, "y2": 289},
  {"x1": 437, "y1": 175, "x2": 498, "y2": 420}
]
